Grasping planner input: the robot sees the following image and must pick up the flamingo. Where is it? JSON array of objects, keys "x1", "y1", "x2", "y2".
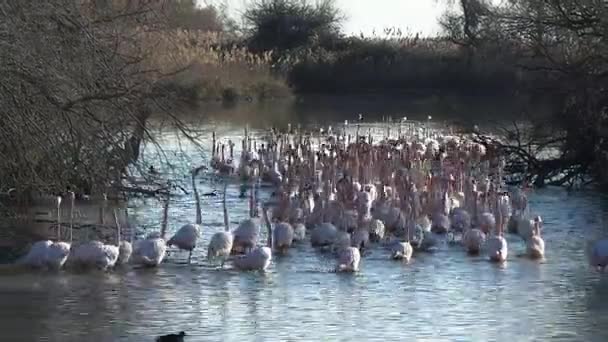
[
  {"x1": 508, "y1": 185, "x2": 528, "y2": 234},
  {"x1": 46, "y1": 194, "x2": 72, "y2": 270},
  {"x1": 351, "y1": 228, "x2": 370, "y2": 250},
  {"x1": 390, "y1": 241, "x2": 413, "y2": 262},
  {"x1": 19, "y1": 240, "x2": 52, "y2": 269},
  {"x1": 167, "y1": 166, "x2": 205, "y2": 263},
  {"x1": 233, "y1": 203, "x2": 272, "y2": 271},
  {"x1": 114, "y1": 209, "x2": 132, "y2": 266},
  {"x1": 292, "y1": 223, "x2": 307, "y2": 242},
  {"x1": 515, "y1": 217, "x2": 536, "y2": 243},
  {"x1": 333, "y1": 231, "x2": 351, "y2": 253},
  {"x1": 272, "y1": 221, "x2": 294, "y2": 254},
  {"x1": 70, "y1": 194, "x2": 118, "y2": 271},
  {"x1": 311, "y1": 222, "x2": 338, "y2": 248},
  {"x1": 366, "y1": 219, "x2": 385, "y2": 242},
  {"x1": 232, "y1": 182, "x2": 261, "y2": 254},
  {"x1": 526, "y1": 216, "x2": 545, "y2": 259},
  {"x1": 463, "y1": 194, "x2": 487, "y2": 255},
  {"x1": 207, "y1": 182, "x2": 234, "y2": 268},
  {"x1": 431, "y1": 192, "x2": 450, "y2": 234},
  {"x1": 19, "y1": 195, "x2": 69, "y2": 269},
  {"x1": 462, "y1": 228, "x2": 486, "y2": 255},
  {"x1": 487, "y1": 194, "x2": 509, "y2": 263},
  {"x1": 451, "y1": 207, "x2": 471, "y2": 233},
  {"x1": 132, "y1": 196, "x2": 169, "y2": 267},
  {"x1": 336, "y1": 247, "x2": 361, "y2": 272},
  {"x1": 97, "y1": 213, "x2": 121, "y2": 270}
]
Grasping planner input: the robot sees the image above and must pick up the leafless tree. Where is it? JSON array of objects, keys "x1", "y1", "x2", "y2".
[
  {"x1": 450, "y1": 0, "x2": 608, "y2": 188},
  {"x1": 0, "y1": 0, "x2": 201, "y2": 201}
]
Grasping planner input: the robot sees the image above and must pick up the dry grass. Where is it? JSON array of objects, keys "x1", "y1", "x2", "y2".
[{"x1": 142, "y1": 29, "x2": 292, "y2": 102}]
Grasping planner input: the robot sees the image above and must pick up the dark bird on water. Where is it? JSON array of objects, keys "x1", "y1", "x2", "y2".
[{"x1": 156, "y1": 331, "x2": 186, "y2": 342}]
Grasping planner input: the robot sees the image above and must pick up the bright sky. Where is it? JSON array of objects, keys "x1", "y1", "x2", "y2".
[{"x1": 201, "y1": 0, "x2": 449, "y2": 37}]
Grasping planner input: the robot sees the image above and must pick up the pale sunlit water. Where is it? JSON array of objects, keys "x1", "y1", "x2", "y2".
[{"x1": 1, "y1": 100, "x2": 607, "y2": 342}]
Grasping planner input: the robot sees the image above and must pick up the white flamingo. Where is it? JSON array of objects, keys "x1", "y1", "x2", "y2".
[
  {"x1": 336, "y1": 247, "x2": 361, "y2": 272},
  {"x1": 351, "y1": 228, "x2": 370, "y2": 250},
  {"x1": 19, "y1": 195, "x2": 68, "y2": 269},
  {"x1": 114, "y1": 209, "x2": 132, "y2": 266},
  {"x1": 232, "y1": 183, "x2": 261, "y2": 254},
  {"x1": 390, "y1": 241, "x2": 413, "y2": 262},
  {"x1": 46, "y1": 194, "x2": 72, "y2": 270},
  {"x1": 292, "y1": 223, "x2": 306, "y2": 242},
  {"x1": 507, "y1": 186, "x2": 528, "y2": 234},
  {"x1": 367, "y1": 219, "x2": 385, "y2": 242},
  {"x1": 208, "y1": 183, "x2": 234, "y2": 268},
  {"x1": 233, "y1": 204, "x2": 272, "y2": 271},
  {"x1": 431, "y1": 192, "x2": 450, "y2": 234},
  {"x1": 272, "y1": 221, "x2": 294, "y2": 254},
  {"x1": 70, "y1": 194, "x2": 119, "y2": 271},
  {"x1": 132, "y1": 196, "x2": 169, "y2": 267},
  {"x1": 516, "y1": 217, "x2": 536, "y2": 243},
  {"x1": 97, "y1": 212, "x2": 121, "y2": 270},
  {"x1": 463, "y1": 196, "x2": 487, "y2": 255},
  {"x1": 167, "y1": 166, "x2": 205, "y2": 263},
  {"x1": 311, "y1": 222, "x2": 338, "y2": 248},
  {"x1": 451, "y1": 207, "x2": 471, "y2": 233},
  {"x1": 526, "y1": 216, "x2": 545, "y2": 259},
  {"x1": 333, "y1": 231, "x2": 351, "y2": 253},
  {"x1": 19, "y1": 240, "x2": 52, "y2": 269},
  {"x1": 487, "y1": 194, "x2": 509, "y2": 263},
  {"x1": 462, "y1": 228, "x2": 486, "y2": 255},
  {"x1": 478, "y1": 212, "x2": 496, "y2": 235}
]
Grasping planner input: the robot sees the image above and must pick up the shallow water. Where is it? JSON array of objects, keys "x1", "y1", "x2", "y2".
[{"x1": 1, "y1": 102, "x2": 608, "y2": 342}]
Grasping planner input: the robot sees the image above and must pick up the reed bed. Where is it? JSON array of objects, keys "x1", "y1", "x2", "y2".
[{"x1": 142, "y1": 29, "x2": 292, "y2": 102}]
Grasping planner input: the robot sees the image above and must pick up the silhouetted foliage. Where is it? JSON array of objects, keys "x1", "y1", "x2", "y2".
[
  {"x1": 287, "y1": 36, "x2": 521, "y2": 95},
  {"x1": 243, "y1": 0, "x2": 343, "y2": 53},
  {"x1": 447, "y1": 0, "x2": 608, "y2": 188}
]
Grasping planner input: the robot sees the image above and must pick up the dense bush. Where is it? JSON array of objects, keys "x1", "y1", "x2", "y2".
[{"x1": 288, "y1": 37, "x2": 521, "y2": 95}]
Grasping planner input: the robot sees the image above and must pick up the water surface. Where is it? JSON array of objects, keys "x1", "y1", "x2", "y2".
[{"x1": 1, "y1": 100, "x2": 607, "y2": 342}]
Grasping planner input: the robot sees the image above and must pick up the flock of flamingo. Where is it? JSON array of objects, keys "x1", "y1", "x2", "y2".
[{"x1": 12, "y1": 119, "x2": 608, "y2": 274}]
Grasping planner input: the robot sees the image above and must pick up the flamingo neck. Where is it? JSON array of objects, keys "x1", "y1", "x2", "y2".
[
  {"x1": 114, "y1": 209, "x2": 121, "y2": 246},
  {"x1": 223, "y1": 183, "x2": 230, "y2": 232},
  {"x1": 56, "y1": 201, "x2": 61, "y2": 241},
  {"x1": 160, "y1": 195, "x2": 170, "y2": 239},
  {"x1": 69, "y1": 196, "x2": 74, "y2": 243},
  {"x1": 192, "y1": 170, "x2": 202, "y2": 225},
  {"x1": 262, "y1": 206, "x2": 272, "y2": 248}
]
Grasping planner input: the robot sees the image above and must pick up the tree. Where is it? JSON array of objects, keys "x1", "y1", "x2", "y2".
[
  {"x1": 460, "y1": 0, "x2": 608, "y2": 188},
  {"x1": 0, "y1": 0, "x2": 196, "y2": 199},
  {"x1": 243, "y1": 0, "x2": 343, "y2": 52},
  {"x1": 440, "y1": 0, "x2": 492, "y2": 46}
]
